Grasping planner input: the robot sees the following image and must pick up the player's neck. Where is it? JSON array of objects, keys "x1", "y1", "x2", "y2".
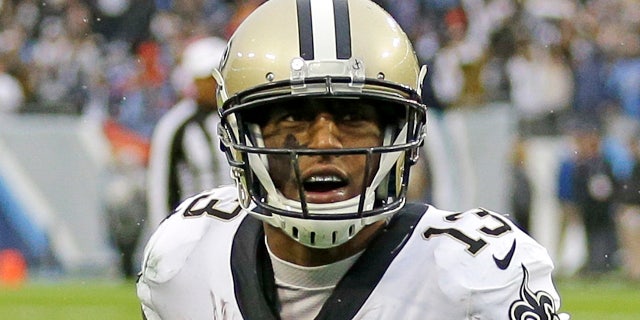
[{"x1": 264, "y1": 221, "x2": 385, "y2": 267}]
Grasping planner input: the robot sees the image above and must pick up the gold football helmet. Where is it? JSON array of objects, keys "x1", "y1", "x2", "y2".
[{"x1": 214, "y1": 0, "x2": 427, "y2": 248}]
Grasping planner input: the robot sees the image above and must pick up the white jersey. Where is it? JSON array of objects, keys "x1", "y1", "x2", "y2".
[{"x1": 137, "y1": 186, "x2": 568, "y2": 320}]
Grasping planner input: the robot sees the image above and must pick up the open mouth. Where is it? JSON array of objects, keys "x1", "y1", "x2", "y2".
[{"x1": 302, "y1": 175, "x2": 349, "y2": 193}]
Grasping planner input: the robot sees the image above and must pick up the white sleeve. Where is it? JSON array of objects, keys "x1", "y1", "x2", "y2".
[
  {"x1": 422, "y1": 207, "x2": 570, "y2": 319},
  {"x1": 137, "y1": 187, "x2": 245, "y2": 320}
]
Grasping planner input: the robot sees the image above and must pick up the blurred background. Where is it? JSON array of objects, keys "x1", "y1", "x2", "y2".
[{"x1": 0, "y1": 0, "x2": 639, "y2": 313}]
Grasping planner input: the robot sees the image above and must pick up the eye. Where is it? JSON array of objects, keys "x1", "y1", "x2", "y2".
[
  {"x1": 270, "y1": 108, "x2": 312, "y2": 129},
  {"x1": 283, "y1": 113, "x2": 300, "y2": 122},
  {"x1": 265, "y1": 106, "x2": 304, "y2": 124},
  {"x1": 338, "y1": 105, "x2": 376, "y2": 123},
  {"x1": 281, "y1": 110, "x2": 308, "y2": 122},
  {"x1": 340, "y1": 113, "x2": 355, "y2": 122},
  {"x1": 341, "y1": 110, "x2": 368, "y2": 122}
]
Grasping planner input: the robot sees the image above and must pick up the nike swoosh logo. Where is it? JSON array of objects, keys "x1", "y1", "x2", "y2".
[{"x1": 493, "y1": 239, "x2": 517, "y2": 270}]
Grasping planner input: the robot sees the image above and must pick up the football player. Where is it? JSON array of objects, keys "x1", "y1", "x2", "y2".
[{"x1": 137, "y1": 0, "x2": 569, "y2": 319}]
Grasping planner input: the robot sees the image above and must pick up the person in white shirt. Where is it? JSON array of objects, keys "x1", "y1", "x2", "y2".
[
  {"x1": 137, "y1": 1, "x2": 569, "y2": 319},
  {"x1": 146, "y1": 36, "x2": 233, "y2": 229}
]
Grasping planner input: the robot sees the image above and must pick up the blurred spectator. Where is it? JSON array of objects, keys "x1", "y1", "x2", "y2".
[
  {"x1": 104, "y1": 147, "x2": 148, "y2": 280},
  {"x1": 566, "y1": 12, "x2": 610, "y2": 119},
  {"x1": 102, "y1": 103, "x2": 153, "y2": 279},
  {"x1": 90, "y1": 0, "x2": 156, "y2": 44},
  {"x1": 555, "y1": 140, "x2": 583, "y2": 275},
  {"x1": 598, "y1": 1, "x2": 640, "y2": 121},
  {"x1": 564, "y1": 8, "x2": 635, "y2": 181},
  {"x1": 481, "y1": 22, "x2": 516, "y2": 105},
  {"x1": 431, "y1": 6, "x2": 486, "y2": 109},
  {"x1": 106, "y1": 40, "x2": 175, "y2": 139},
  {"x1": 568, "y1": 118, "x2": 619, "y2": 275},
  {"x1": 509, "y1": 138, "x2": 532, "y2": 233},
  {"x1": 0, "y1": 60, "x2": 24, "y2": 113},
  {"x1": 506, "y1": 22, "x2": 573, "y2": 136},
  {"x1": 616, "y1": 131, "x2": 640, "y2": 281},
  {"x1": 146, "y1": 36, "x2": 232, "y2": 229}
]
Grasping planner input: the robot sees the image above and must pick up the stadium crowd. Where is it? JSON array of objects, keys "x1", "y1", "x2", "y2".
[{"x1": 1, "y1": 0, "x2": 639, "y2": 280}]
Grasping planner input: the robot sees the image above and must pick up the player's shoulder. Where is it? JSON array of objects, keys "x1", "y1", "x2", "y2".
[
  {"x1": 140, "y1": 185, "x2": 246, "y2": 283},
  {"x1": 172, "y1": 184, "x2": 244, "y2": 220},
  {"x1": 417, "y1": 206, "x2": 554, "y2": 282},
  {"x1": 421, "y1": 206, "x2": 538, "y2": 246},
  {"x1": 409, "y1": 206, "x2": 566, "y2": 318}
]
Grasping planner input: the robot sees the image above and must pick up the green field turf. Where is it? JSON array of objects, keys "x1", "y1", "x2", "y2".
[
  {"x1": 557, "y1": 276, "x2": 640, "y2": 319},
  {"x1": 0, "y1": 277, "x2": 639, "y2": 319},
  {"x1": 0, "y1": 280, "x2": 140, "y2": 320}
]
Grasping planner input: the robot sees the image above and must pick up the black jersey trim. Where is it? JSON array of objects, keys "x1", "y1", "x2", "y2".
[
  {"x1": 296, "y1": 0, "x2": 314, "y2": 60},
  {"x1": 315, "y1": 203, "x2": 428, "y2": 319},
  {"x1": 333, "y1": 0, "x2": 351, "y2": 59},
  {"x1": 231, "y1": 215, "x2": 279, "y2": 319},
  {"x1": 167, "y1": 114, "x2": 191, "y2": 212},
  {"x1": 231, "y1": 204, "x2": 428, "y2": 319}
]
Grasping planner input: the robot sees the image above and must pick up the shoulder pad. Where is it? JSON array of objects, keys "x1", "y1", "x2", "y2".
[
  {"x1": 422, "y1": 207, "x2": 554, "y2": 285},
  {"x1": 141, "y1": 186, "x2": 245, "y2": 283}
]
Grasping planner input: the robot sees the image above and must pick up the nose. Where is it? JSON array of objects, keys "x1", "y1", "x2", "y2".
[{"x1": 307, "y1": 113, "x2": 343, "y2": 149}]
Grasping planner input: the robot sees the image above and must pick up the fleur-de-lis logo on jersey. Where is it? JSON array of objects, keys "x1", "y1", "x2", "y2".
[{"x1": 509, "y1": 265, "x2": 561, "y2": 320}]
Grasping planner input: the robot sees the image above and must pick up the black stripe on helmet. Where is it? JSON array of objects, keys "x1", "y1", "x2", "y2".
[
  {"x1": 296, "y1": 0, "x2": 314, "y2": 60},
  {"x1": 333, "y1": 0, "x2": 351, "y2": 59}
]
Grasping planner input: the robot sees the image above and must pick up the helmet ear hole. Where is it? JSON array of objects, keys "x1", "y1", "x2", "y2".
[{"x1": 309, "y1": 232, "x2": 316, "y2": 245}]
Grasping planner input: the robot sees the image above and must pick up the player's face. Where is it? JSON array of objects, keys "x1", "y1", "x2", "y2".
[{"x1": 261, "y1": 98, "x2": 383, "y2": 204}]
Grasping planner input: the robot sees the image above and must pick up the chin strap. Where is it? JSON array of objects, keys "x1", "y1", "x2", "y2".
[{"x1": 368, "y1": 124, "x2": 407, "y2": 196}]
